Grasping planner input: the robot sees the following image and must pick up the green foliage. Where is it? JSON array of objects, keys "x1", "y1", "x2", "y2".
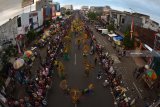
[
  {"x1": 27, "y1": 30, "x2": 37, "y2": 42},
  {"x1": 123, "y1": 31, "x2": 135, "y2": 49},
  {"x1": 87, "y1": 12, "x2": 97, "y2": 20},
  {"x1": 44, "y1": 20, "x2": 51, "y2": 27},
  {"x1": 5, "y1": 45, "x2": 17, "y2": 57},
  {"x1": 107, "y1": 24, "x2": 115, "y2": 32},
  {"x1": 65, "y1": 11, "x2": 71, "y2": 16}
]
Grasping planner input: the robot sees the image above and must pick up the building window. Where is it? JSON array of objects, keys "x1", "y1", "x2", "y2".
[
  {"x1": 122, "y1": 18, "x2": 125, "y2": 24},
  {"x1": 17, "y1": 17, "x2": 21, "y2": 27}
]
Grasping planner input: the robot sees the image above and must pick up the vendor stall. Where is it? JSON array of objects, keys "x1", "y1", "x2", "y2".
[
  {"x1": 142, "y1": 69, "x2": 157, "y2": 88},
  {"x1": 113, "y1": 35, "x2": 123, "y2": 46}
]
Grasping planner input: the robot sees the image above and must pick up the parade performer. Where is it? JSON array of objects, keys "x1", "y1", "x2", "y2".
[
  {"x1": 63, "y1": 47, "x2": 69, "y2": 61},
  {"x1": 84, "y1": 61, "x2": 94, "y2": 77},
  {"x1": 70, "y1": 89, "x2": 81, "y2": 104},
  {"x1": 57, "y1": 62, "x2": 65, "y2": 79}
]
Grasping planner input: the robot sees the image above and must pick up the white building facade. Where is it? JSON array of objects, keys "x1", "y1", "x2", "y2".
[
  {"x1": 0, "y1": 17, "x2": 18, "y2": 47},
  {"x1": 63, "y1": 5, "x2": 73, "y2": 10},
  {"x1": 143, "y1": 18, "x2": 159, "y2": 32},
  {"x1": 17, "y1": 10, "x2": 44, "y2": 35}
]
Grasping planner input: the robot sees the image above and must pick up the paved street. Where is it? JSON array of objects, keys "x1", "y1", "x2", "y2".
[
  {"x1": 1, "y1": 0, "x2": 160, "y2": 107},
  {"x1": 47, "y1": 14, "x2": 115, "y2": 107}
]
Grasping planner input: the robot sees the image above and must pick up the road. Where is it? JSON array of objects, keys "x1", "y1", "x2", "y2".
[{"x1": 47, "y1": 14, "x2": 115, "y2": 107}]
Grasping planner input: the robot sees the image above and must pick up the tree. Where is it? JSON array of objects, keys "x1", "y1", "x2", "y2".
[
  {"x1": 107, "y1": 24, "x2": 115, "y2": 32},
  {"x1": 26, "y1": 30, "x2": 37, "y2": 42},
  {"x1": 123, "y1": 30, "x2": 135, "y2": 49},
  {"x1": 44, "y1": 20, "x2": 51, "y2": 27},
  {"x1": 87, "y1": 12, "x2": 97, "y2": 20},
  {"x1": 65, "y1": 10, "x2": 71, "y2": 16}
]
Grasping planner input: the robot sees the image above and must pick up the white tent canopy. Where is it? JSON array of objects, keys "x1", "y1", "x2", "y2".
[{"x1": 108, "y1": 33, "x2": 117, "y2": 37}]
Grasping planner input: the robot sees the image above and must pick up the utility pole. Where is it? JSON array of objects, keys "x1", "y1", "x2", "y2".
[{"x1": 129, "y1": 8, "x2": 135, "y2": 40}]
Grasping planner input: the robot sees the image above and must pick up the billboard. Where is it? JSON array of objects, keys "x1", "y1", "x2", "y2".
[{"x1": 22, "y1": 0, "x2": 34, "y2": 8}]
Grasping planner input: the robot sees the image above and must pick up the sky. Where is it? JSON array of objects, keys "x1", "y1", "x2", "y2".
[{"x1": 0, "y1": 0, "x2": 159, "y2": 25}]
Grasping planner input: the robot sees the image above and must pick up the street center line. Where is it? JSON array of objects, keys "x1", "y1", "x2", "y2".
[
  {"x1": 133, "y1": 82, "x2": 142, "y2": 99},
  {"x1": 75, "y1": 53, "x2": 76, "y2": 65}
]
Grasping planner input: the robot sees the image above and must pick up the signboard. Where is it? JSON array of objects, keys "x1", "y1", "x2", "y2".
[
  {"x1": 22, "y1": 0, "x2": 34, "y2": 8},
  {"x1": 56, "y1": 12, "x2": 61, "y2": 16}
]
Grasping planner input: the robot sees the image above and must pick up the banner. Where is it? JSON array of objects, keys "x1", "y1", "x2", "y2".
[{"x1": 22, "y1": 0, "x2": 34, "y2": 8}]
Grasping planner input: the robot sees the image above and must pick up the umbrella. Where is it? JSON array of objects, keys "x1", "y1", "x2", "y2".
[
  {"x1": 23, "y1": 50, "x2": 33, "y2": 58},
  {"x1": 146, "y1": 69, "x2": 157, "y2": 80},
  {"x1": 13, "y1": 58, "x2": 25, "y2": 69}
]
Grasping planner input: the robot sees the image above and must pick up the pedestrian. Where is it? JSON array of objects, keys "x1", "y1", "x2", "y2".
[
  {"x1": 103, "y1": 80, "x2": 109, "y2": 87},
  {"x1": 97, "y1": 71, "x2": 102, "y2": 79}
]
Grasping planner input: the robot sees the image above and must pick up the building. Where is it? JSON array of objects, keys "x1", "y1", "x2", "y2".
[
  {"x1": 89, "y1": 6, "x2": 95, "y2": 12},
  {"x1": 53, "y1": 2, "x2": 61, "y2": 17},
  {"x1": 89, "y1": 6, "x2": 104, "y2": 13},
  {"x1": 118, "y1": 12, "x2": 143, "y2": 32},
  {"x1": 143, "y1": 19, "x2": 159, "y2": 32},
  {"x1": 103, "y1": 6, "x2": 111, "y2": 14},
  {"x1": 0, "y1": 17, "x2": 18, "y2": 47},
  {"x1": 36, "y1": 0, "x2": 52, "y2": 11},
  {"x1": 100, "y1": 6, "x2": 111, "y2": 24},
  {"x1": 131, "y1": 13, "x2": 159, "y2": 31},
  {"x1": 63, "y1": 5, "x2": 73, "y2": 10},
  {"x1": 17, "y1": 10, "x2": 43, "y2": 35},
  {"x1": 134, "y1": 26, "x2": 157, "y2": 49},
  {"x1": 43, "y1": 5, "x2": 52, "y2": 21},
  {"x1": 81, "y1": 6, "x2": 89, "y2": 11},
  {"x1": 53, "y1": 2, "x2": 60, "y2": 12},
  {"x1": 109, "y1": 10, "x2": 126, "y2": 30}
]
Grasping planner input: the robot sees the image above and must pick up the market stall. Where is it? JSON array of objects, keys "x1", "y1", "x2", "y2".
[
  {"x1": 113, "y1": 35, "x2": 123, "y2": 46},
  {"x1": 142, "y1": 68, "x2": 157, "y2": 88}
]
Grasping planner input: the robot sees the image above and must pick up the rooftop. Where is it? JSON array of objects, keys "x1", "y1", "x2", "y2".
[{"x1": 132, "y1": 12, "x2": 150, "y2": 19}]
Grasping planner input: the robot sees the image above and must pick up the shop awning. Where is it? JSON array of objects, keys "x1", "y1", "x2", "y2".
[
  {"x1": 113, "y1": 35, "x2": 123, "y2": 41},
  {"x1": 108, "y1": 33, "x2": 117, "y2": 37}
]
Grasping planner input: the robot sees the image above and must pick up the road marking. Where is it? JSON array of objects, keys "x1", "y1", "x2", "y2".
[
  {"x1": 75, "y1": 53, "x2": 77, "y2": 65},
  {"x1": 133, "y1": 82, "x2": 142, "y2": 99}
]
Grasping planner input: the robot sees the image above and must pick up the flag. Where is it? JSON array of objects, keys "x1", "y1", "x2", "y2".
[{"x1": 22, "y1": 0, "x2": 34, "y2": 8}]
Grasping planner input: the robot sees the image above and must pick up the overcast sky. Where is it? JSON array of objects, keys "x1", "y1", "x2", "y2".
[{"x1": 0, "y1": 0, "x2": 160, "y2": 25}]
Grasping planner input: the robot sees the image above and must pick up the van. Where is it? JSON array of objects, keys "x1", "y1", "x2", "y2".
[{"x1": 98, "y1": 29, "x2": 108, "y2": 35}]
